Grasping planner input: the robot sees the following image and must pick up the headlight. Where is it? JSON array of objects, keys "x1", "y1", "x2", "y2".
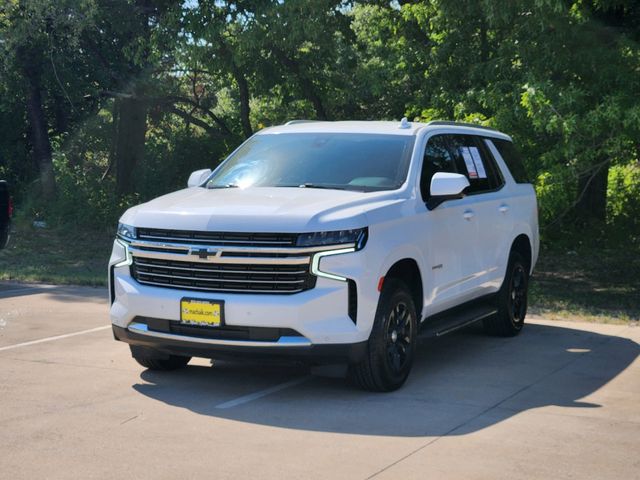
[
  {"x1": 297, "y1": 228, "x2": 367, "y2": 250},
  {"x1": 117, "y1": 223, "x2": 136, "y2": 241}
]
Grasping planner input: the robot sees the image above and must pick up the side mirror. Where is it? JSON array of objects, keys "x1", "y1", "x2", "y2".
[
  {"x1": 187, "y1": 169, "x2": 212, "y2": 188},
  {"x1": 427, "y1": 172, "x2": 470, "y2": 210}
]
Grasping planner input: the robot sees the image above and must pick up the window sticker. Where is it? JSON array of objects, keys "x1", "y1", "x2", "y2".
[
  {"x1": 469, "y1": 146, "x2": 488, "y2": 179},
  {"x1": 460, "y1": 147, "x2": 478, "y2": 179}
]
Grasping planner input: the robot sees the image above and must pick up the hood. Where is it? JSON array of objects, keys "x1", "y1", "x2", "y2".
[{"x1": 120, "y1": 187, "x2": 404, "y2": 233}]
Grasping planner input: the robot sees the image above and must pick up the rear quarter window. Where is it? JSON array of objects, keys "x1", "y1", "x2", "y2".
[
  {"x1": 491, "y1": 138, "x2": 530, "y2": 184},
  {"x1": 447, "y1": 134, "x2": 504, "y2": 194}
]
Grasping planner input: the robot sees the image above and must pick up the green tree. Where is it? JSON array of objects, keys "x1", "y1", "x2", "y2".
[
  {"x1": 0, "y1": 0, "x2": 97, "y2": 199},
  {"x1": 398, "y1": 0, "x2": 640, "y2": 227}
]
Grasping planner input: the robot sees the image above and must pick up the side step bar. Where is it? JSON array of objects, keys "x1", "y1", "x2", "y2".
[{"x1": 419, "y1": 300, "x2": 497, "y2": 338}]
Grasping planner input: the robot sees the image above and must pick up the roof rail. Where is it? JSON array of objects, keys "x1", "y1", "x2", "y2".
[
  {"x1": 284, "y1": 120, "x2": 320, "y2": 125},
  {"x1": 426, "y1": 120, "x2": 499, "y2": 132}
]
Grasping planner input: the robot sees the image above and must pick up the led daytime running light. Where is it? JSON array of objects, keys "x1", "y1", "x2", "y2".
[
  {"x1": 114, "y1": 238, "x2": 133, "y2": 267},
  {"x1": 311, "y1": 247, "x2": 356, "y2": 282}
]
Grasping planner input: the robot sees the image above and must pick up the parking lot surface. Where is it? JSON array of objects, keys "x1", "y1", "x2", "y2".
[{"x1": 0, "y1": 283, "x2": 639, "y2": 479}]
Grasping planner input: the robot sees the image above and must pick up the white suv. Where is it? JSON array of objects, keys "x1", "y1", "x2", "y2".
[{"x1": 109, "y1": 119, "x2": 539, "y2": 391}]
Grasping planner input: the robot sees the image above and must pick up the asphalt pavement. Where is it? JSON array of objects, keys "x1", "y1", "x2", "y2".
[{"x1": 0, "y1": 282, "x2": 638, "y2": 480}]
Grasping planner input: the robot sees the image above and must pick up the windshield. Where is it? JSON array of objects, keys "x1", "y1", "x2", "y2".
[{"x1": 205, "y1": 133, "x2": 415, "y2": 191}]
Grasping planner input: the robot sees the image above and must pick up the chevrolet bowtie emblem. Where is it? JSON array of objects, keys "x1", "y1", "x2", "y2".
[{"x1": 191, "y1": 248, "x2": 217, "y2": 259}]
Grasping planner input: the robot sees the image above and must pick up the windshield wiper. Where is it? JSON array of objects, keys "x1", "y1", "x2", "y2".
[
  {"x1": 297, "y1": 183, "x2": 347, "y2": 190},
  {"x1": 207, "y1": 183, "x2": 239, "y2": 189}
]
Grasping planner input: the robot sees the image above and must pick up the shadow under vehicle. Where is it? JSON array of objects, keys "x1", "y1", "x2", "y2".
[{"x1": 133, "y1": 322, "x2": 638, "y2": 437}]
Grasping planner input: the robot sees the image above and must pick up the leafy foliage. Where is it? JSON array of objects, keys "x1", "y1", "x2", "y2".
[{"x1": 0, "y1": 0, "x2": 638, "y2": 245}]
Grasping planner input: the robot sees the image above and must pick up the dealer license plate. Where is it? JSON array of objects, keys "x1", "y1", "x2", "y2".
[{"x1": 180, "y1": 298, "x2": 224, "y2": 327}]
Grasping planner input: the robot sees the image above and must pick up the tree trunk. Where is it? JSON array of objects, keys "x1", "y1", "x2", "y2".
[
  {"x1": 273, "y1": 48, "x2": 329, "y2": 120},
  {"x1": 219, "y1": 42, "x2": 253, "y2": 138},
  {"x1": 110, "y1": 0, "x2": 152, "y2": 196},
  {"x1": 574, "y1": 162, "x2": 609, "y2": 224},
  {"x1": 24, "y1": 69, "x2": 56, "y2": 199},
  {"x1": 297, "y1": 75, "x2": 328, "y2": 120},
  {"x1": 114, "y1": 97, "x2": 147, "y2": 196},
  {"x1": 52, "y1": 93, "x2": 69, "y2": 136},
  {"x1": 234, "y1": 69, "x2": 253, "y2": 138},
  {"x1": 479, "y1": 17, "x2": 489, "y2": 63}
]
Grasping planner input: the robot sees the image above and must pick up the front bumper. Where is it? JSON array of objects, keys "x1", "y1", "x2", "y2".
[
  {"x1": 113, "y1": 324, "x2": 367, "y2": 363},
  {"x1": 109, "y1": 238, "x2": 380, "y2": 361}
]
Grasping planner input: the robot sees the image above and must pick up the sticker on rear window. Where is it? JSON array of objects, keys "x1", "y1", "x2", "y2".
[
  {"x1": 469, "y1": 146, "x2": 488, "y2": 179},
  {"x1": 460, "y1": 147, "x2": 478, "y2": 179}
]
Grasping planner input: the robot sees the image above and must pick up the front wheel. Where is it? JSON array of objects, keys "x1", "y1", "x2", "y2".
[
  {"x1": 484, "y1": 252, "x2": 529, "y2": 336},
  {"x1": 130, "y1": 345, "x2": 191, "y2": 370},
  {"x1": 350, "y1": 279, "x2": 417, "y2": 392}
]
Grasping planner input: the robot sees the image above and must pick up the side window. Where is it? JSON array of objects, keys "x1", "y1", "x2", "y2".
[
  {"x1": 491, "y1": 138, "x2": 530, "y2": 184},
  {"x1": 447, "y1": 134, "x2": 503, "y2": 194},
  {"x1": 420, "y1": 134, "x2": 458, "y2": 201}
]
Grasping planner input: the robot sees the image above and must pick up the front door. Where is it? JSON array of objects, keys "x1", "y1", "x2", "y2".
[{"x1": 416, "y1": 133, "x2": 481, "y2": 315}]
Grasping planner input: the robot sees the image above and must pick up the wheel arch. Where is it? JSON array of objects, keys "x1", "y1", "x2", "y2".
[
  {"x1": 384, "y1": 258, "x2": 424, "y2": 320},
  {"x1": 510, "y1": 234, "x2": 533, "y2": 274}
]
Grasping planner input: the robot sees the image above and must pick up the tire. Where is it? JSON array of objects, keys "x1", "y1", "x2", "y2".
[
  {"x1": 130, "y1": 345, "x2": 191, "y2": 370},
  {"x1": 483, "y1": 251, "x2": 529, "y2": 337},
  {"x1": 350, "y1": 278, "x2": 418, "y2": 392}
]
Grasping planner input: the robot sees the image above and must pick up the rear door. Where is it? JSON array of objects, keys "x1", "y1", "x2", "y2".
[{"x1": 446, "y1": 134, "x2": 510, "y2": 295}]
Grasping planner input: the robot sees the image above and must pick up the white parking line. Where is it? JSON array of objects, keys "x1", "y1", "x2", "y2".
[
  {"x1": 0, "y1": 286, "x2": 57, "y2": 298},
  {"x1": 0, "y1": 326, "x2": 111, "y2": 352},
  {"x1": 215, "y1": 376, "x2": 312, "y2": 409}
]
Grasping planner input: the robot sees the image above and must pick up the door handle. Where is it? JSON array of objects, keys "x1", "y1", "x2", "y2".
[
  {"x1": 499, "y1": 204, "x2": 509, "y2": 214},
  {"x1": 463, "y1": 210, "x2": 475, "y2": 220}
]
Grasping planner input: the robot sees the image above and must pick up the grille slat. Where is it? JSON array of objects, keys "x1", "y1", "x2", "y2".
[
  {"x1": 133, "y1": 260, "x2": 307, "y2": 275},
  {"x1": 136, "y1": 228, "x2": 298, "y2": 247},
  {"x1": 136, "y1": 271, "x2": 307, "y2": 284},
  {"x1": 131, "y1": 256, "x2": 315, "y2": 294},
  {"x1": 133, "y1": 279, "x2": 304, "y2": 294}
]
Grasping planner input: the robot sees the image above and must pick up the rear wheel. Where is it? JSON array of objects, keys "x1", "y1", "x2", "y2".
[
  {"x1": 350, "y1": 279, "x2": 417, "y2": 392},
  {"x1": 130, "y1": 345, "x2": 191, "y2": 370},
  {"x1": 483, "y1": 252, "x2": 529, "y2": 336}
]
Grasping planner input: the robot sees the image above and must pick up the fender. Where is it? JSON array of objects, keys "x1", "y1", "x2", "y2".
[{"x1": 377, "y1": 244, "x2": 428, "y2": 318}]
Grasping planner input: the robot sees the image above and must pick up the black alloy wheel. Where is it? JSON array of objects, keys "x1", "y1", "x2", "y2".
[
  {"x1": 484, "y1": 251, "x2": 529, "y2": 337},
  {"x1": 351, "y1": 278, "x2": 418, "y2": 391},
  {"x1": 385, "y1": 301, "x2": 413, "y2": 375}
]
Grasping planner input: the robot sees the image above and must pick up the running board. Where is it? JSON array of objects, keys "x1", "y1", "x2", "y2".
[{"x1": 419, "y1": 301, "x2": 497, "y2": 338}]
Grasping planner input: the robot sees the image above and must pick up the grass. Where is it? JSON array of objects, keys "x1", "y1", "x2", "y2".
[
  {"x1": 529, "y1": 245, "x2": 640, "y2": 324},
  {"x1": 0, "y1": 218, "x2": 113, "y2": 286},
  {"x1": 1, "y1": 218, "x2": 638, "y2": 324}
]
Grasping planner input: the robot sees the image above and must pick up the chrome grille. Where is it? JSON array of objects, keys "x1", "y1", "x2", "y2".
[
  {"x1": 136, "y1": 228, "x2": 298, "y2": 247},
  {"x1": 131, "y1": 257, "x2": 316, "y2": 294}
]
